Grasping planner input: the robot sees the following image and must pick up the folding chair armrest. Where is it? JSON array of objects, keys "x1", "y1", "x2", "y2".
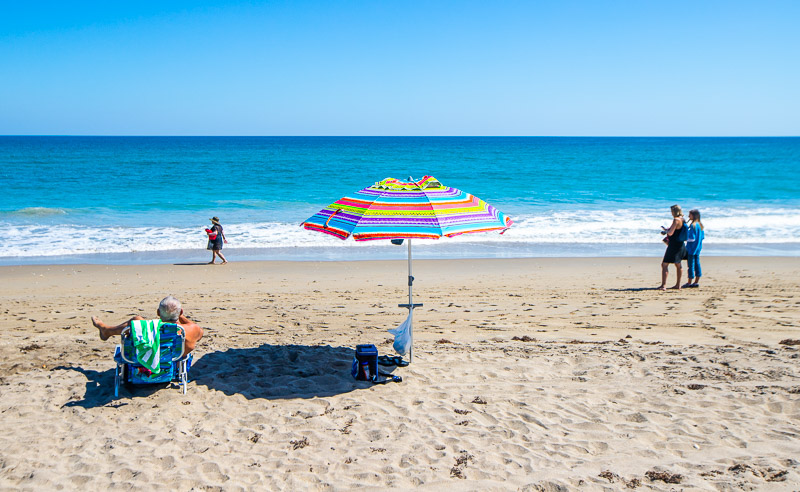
[
  {"x1": 169, "y1": 326, "x2": 186, "y2": 362},
  {"x1": 118, "y1": 327, "x2": 138, "y2": 364}
]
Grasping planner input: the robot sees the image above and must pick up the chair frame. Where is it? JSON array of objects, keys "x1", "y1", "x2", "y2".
[{"x1": 114, "y1": 323, "x2": 189, "y2": 397}]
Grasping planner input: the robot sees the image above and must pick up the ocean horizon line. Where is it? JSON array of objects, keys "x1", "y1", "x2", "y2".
[{"x1": 2, "y1": 135, "x2": 799, "y2": 138}]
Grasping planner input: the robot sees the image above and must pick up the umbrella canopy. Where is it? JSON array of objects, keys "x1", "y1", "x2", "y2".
[
  {"x1": 302, "y1": 176, "x2": 512, "y2": 241},
  {"x1": 301, "y1": 176, "x2": 512, "y2": 364}
]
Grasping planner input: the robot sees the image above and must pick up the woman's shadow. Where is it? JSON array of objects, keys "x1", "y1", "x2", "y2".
[{"x1": 59, "y1": 344, "x2": 378, "y2": 408}]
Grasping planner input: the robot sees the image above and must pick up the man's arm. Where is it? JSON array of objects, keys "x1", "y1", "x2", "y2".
[{"x1": 178, "y1": 314, "x2": 204, "y2": 354}]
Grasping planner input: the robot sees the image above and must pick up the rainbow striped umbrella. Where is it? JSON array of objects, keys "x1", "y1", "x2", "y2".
[
  {"x1": 302, "y1": 176, "x2": 512, "y2": 363},
  {"x1": 302, "y1": 176, "x2": 512, "y2": 241}
]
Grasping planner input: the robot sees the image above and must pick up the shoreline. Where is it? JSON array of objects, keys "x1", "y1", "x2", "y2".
[
  {"x1": 1, "y1": 256, "x2": 799, "y2": 489},
  {"x1": 2, "y1": 243, "x2": 799, "y2": 267}
]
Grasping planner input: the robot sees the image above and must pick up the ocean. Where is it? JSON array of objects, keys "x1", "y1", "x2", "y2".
[{"x1": 1, "y1": 136, "x2": 799, "y2": 265}]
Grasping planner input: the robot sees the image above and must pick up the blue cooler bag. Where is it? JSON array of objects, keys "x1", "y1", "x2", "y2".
[{"x1": 352, "y1": 344, "x2": 378, "y2": 381}]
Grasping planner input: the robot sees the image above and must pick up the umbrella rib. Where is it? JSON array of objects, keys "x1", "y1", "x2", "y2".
[{"x1": 324, "y1": 208, "x2": 342, "y2": 229}]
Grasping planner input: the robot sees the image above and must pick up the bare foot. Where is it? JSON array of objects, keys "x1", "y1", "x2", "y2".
[
  {"x1": 208, "y1": 261, "x2": 215, "y2": 265},
  {"x1": 669, "y1": 285, "x2": 681, "y2": 290},
  {"x1": 658, "y1": 285, "x2": 666, "y2": 291},
  {"x1": 221, "y1": 261, "x2": 228, "y2": 264},
  {"x1": 91, "y1": 316, "x2": 111, "y2": 340}
]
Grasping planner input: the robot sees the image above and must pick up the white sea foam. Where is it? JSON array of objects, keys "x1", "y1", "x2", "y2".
[{"x1": 4, "y1": 206, "x2": 800, "y2": 258}]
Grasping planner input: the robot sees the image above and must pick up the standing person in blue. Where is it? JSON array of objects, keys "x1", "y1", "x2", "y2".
[
  {"x1": 684, "y1": 209, "x2": 705, "y2": 288},
  {"x1": 207, "y1": 216, "x2": 228, "y2": 264},
  {"x1": 658, "y1": 204, "x2": 687, "y2": 291}
]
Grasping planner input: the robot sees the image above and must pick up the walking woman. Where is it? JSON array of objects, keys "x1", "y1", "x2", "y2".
[
  {"x1": 659, "y1": 204, "x2": 687, "y2": 290},
  {"x1": 207, "y1": 216, "x2": 228, "y2": 264}
]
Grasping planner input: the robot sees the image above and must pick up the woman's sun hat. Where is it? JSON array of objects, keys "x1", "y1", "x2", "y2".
[{"x1": 210, "y1": 216, "x2": 220, "y2": 224}]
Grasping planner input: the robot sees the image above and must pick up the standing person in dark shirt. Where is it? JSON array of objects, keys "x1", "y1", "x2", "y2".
[
  {"x1": 658, "y1": 204, "x2": 686, "y2": 290},
  {"x1": 206, "y1": 216, "x2": 228, "y2": 264}
]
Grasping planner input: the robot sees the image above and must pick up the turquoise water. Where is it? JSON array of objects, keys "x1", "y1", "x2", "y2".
[{"x1": 1, "y1": 136, "x2": 799, "y2": 264}]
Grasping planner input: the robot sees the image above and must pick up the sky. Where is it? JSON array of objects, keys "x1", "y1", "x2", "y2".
[{"x1": 1, "y1": 1, "x2": 798, "y2": 136}]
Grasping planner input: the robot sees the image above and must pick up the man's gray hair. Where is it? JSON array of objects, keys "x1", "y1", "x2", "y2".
[{"x1": 158, "y1": 295, "x2": 182, "y2": 322}]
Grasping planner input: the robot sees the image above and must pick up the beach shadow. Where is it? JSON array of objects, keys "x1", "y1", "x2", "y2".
[
  {"x1": 607, "y1": 287, "x2": 665, "y2": 292},
  {"x1": 173, "y1": 262, "x2": 213, "y2": 266},
  {"x1": 55, "y1": 365, "x2": 170, "y2": 409},
  {"x1": 54, "y1": 365, "x2": 116, "y2": 409},
  {"x1": 56, "y1": 344, "x2": 391, "y2": 406},
  {"x1": 191, "y1": 343, "x2": 376, "y2": 400}
]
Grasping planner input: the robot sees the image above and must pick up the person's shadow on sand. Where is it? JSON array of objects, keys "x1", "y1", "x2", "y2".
[
  {"x1": 191, "y1": 344, "x2": 381, "y2": 400},
  {"x1": 607, "y1": 287, "x2": 664, "y2": 292},
  {"x1": 56, "y1": 361, "x2": 198, "y2": 409},
  {"x1": 56, "y1": 366, "x2": 116, "y2": 408},
  {"x1": 55, "y1": 365, "x2": 161, "y2": 409}
]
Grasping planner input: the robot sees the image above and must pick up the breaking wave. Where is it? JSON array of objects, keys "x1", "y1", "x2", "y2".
[{"x1": 4, "y1": 206, "x2": 800, "y2": 258}]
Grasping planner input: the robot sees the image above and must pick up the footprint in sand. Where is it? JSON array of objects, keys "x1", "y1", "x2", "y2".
[{"x1": 198, "y1": 461, "x2": 228, "y2": 482}]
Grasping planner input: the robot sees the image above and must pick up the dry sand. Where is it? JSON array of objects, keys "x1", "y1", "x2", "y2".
[{"x1": 0, "y1": 256, "x2": 799, "y2": 490}]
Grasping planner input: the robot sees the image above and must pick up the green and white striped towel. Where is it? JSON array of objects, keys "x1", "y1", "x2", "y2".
[{"x1": 129, "y1": 319, "x2": 163, "y2": 374}]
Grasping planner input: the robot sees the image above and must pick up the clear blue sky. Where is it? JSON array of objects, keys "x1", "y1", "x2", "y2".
[{"x1": 1, "y1": 1, "x2": 798, "y2": 136}]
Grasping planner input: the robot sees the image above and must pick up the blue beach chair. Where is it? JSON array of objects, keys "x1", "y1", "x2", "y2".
[{"x1": 113, "y1": 322, "x2": 192, "y2": 397}]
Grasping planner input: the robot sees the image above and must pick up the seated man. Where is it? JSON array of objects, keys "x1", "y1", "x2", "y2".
[{"x1": 91, "y1": 295, "x2": 203, "y2": 356}]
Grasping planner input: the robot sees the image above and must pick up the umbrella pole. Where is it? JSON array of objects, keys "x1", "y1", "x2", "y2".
[
  {"x1": 408, "y1": 238, "x2": 413, "y2": 363},
  {"x1": 398, "y1": 238, "x2": 422, "y2": 363}
]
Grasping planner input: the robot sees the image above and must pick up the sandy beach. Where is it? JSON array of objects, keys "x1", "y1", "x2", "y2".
[{"x1": 0, "y1": 256, "x2": 798, "y2": 490}]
